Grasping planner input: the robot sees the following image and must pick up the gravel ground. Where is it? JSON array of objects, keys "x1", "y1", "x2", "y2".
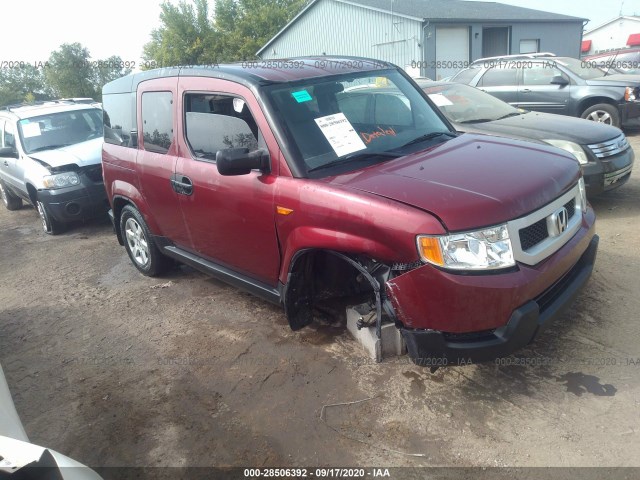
[{"x1": 0, "y1": 132, "x2": 639, "y2": 472}]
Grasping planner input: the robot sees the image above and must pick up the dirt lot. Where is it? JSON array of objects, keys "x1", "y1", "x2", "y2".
[{"x1": 1, "y1": 133, "x2": 639, "y2": 472}]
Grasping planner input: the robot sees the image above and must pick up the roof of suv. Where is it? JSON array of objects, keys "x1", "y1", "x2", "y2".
[
  {"x1": 103, "y1": 56, "x2": 394, "y2": 94},
  {"x1": 0, "y1": 101, "x2": 100, "y2": 120}
]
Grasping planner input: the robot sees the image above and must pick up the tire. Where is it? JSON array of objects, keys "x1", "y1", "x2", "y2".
[
  {"x1": 581, "y1": 103, "x2": 620, "y2": 128},
  {"x1": 36, "y1": 200, "x2": 64, "y2": 235},
  {"x1": 0, "y1": 180, "x2": 23, "y2": 211},
  {"x1": 120, "y1": 205, "x2": 170, "y2": 276}
]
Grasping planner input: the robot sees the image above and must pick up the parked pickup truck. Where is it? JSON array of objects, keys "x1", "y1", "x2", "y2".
[{"x1": 102, "y1": 57, "x2": 598, "y2": 366}]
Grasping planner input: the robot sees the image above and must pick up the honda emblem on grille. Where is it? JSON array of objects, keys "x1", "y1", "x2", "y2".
[{"x1": 547, "y1": 207, "x2": 569, "y2": 237}]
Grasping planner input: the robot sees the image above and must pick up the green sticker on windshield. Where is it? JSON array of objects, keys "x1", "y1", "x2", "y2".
[{"x1": 292, "y1": 90, "x2": 312, "y2": 103}]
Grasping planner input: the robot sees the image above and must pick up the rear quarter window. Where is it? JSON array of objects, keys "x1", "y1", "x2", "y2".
[{"x1": 103, "y1": 92, "x2": 137, "y2": 148}]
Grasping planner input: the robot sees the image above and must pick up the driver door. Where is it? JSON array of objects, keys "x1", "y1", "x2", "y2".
[{"x1": 175, "y1": 77, "x2": 281, "y2": 286}]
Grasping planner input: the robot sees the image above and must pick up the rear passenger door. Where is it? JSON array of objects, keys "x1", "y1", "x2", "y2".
[
  {"x1": 175, "y1": 77, "x2": 281, "y2": 286},
  {"x1": 0, "y1": 120, "x2": 22, "y2": 192},
  {"x1": 476, "y1": 66, "x2": 519, "y2": 105},
  {"x1": 518, "y1": 62, "x2": 571, "y2": 114},
  {"x1": 136, "y1": 79, "x2": 191, "y2": 247}
]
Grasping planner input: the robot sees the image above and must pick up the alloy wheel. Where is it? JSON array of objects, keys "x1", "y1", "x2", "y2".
[
  {"x1": 586, "y1": 110, "x2": 612, "y2": 124},
  {"x1": 125, "y1": 217, "x2": 150, "y2": 266}
]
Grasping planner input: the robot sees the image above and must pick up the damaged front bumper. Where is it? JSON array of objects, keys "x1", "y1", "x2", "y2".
[{"x1": 386, "y1": 210, "x2": 598, "y2": 365}]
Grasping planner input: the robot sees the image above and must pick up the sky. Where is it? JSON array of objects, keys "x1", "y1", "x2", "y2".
[{"x1": 2, "y1": 0, "x2": 640, "y2": 66}]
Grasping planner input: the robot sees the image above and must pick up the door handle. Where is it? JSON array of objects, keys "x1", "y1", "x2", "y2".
[
  {"x1": 3, "y1": 160, "x2": 8, "y2": 167},
  {"x1": 521, "y1": 88, "x2": 531, "y2": 93},
  {"x1": 170, "y1": 174, "x2": 193, "y2": 196}
]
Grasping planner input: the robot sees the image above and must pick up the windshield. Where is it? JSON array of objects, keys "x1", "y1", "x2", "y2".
[
  {"x1": 554, "y1": 57, "x2": 607, "y2": 79},
  {"x1": 420, "y1": 82, "x2": 520, "y2": 123},
  {"x1": 264, "y1": 69, "x2": 451, "y2": 176},
  {"x1": 18, "y1": 108, "x2": 103, "y2": 154}
]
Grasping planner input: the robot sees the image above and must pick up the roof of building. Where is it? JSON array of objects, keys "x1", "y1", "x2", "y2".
[
  {"x1": 585, "y1": 15, "x2": 640, "y2": 35},
  {"x1": 343, "y1": 0, "x2": 586, "y2": 22},
  {"x1": 257, "y1": 0, "x2": 586, "y2": 56}
]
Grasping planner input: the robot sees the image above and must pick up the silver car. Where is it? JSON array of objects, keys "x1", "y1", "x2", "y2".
[{"x1": 0, "y1": 100, "x2": 107, "y2": 235}]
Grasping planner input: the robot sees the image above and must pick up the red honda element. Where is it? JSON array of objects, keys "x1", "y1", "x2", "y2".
[{"x1": 101, "y1": 57, "x2": 598, "y2": 366}]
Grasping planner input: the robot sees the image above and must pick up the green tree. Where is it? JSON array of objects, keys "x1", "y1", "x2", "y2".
[
  {"x1": 215, "y1": 0, "x2": 306, "y2": 61},
  {"x1": 44, "y1": 44, "x2": 131, "y2": 100},
  {"x1": 142, "y1": 0, "x2": 306, "y2": 67},
  {"x1": 0, "y1": 65, "x2": 51, "y2": 107},
  {"x1": 143, "y1": 0, "x2": 219, "y2": 68},
  {"x1": 44, "y1": 43, "x2": 96, "y2": 98}
]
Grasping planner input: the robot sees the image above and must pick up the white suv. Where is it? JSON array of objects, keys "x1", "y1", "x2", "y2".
[{"x1": 0, "y1": 100, "x2": 107, "y2": 234}]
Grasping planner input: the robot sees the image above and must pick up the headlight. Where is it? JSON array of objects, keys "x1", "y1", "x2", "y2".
[
  {"x1": 417, "y1": 224, "x2": 515, "y2": 271},
  {"x1": 42, "y1": 172, "x2": 80, "y2": 189},
  {"x1": 578, "y1": 176, "x2": 587, "y2": 212},
  {"x1": 543, "y1": 139, "x2": 589, "y2": 165}
]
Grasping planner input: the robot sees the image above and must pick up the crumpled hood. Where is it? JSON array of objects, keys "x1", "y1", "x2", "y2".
[
  {"x1": 323, "y1": 134, "x2": 581, "y2": 231},
  {"x1": 28, "y1": 138, "x2": 102, "y2": 170},
  {"x1": 457, "y1": 111, "x2": 623, "y2": 145}
]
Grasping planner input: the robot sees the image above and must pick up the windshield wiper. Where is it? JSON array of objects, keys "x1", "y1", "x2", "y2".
[
  {"x1": 29, "y1": 144, "x2": 72, "y2": 153},
  {"x1": 495, "y1": 112, "x2": 523, "y2": 120},
  {"x1": 308, "y1": 151, "x2": 402, "y2": 173},
  {"x1": 401, "y1": 131, "x2": 456, "y2": 147}
]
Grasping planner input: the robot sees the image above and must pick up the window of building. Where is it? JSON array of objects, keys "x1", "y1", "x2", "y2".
[
  {"x1": 478, "y1": 67, "x2": 518, "y2": 87},
  {"x1": 142, "y1": 91, "x2": 173, "y2": 154},
  {"x1": 520, "y1": 39, "x2": 540, "y2": 54},
  {"x1": 184, "y1": 93, "x2": 263, "y2": 161}
]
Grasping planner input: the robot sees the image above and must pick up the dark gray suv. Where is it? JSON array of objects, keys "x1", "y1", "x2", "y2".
[{"x1": 450, "y1": 54, "x2": 640, "y2": 128}]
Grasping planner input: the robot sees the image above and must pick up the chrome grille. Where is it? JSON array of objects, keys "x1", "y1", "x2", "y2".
[
  {"x1": 518, "y1": 199, "x2": 576, "y2": 252},
  {"x1": 507, "y1": 184, "x2": 583, "y2": 266},
  {"x1": 587, "y1": 134, "x2": 630, "y2": 159}
]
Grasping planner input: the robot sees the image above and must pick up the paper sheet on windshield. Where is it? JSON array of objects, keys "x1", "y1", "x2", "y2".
[
  {"x1": 428, "y1": 93, "x2": 453, "y2": 107},
  {"x1": 21, "y1": 122, "x2": 41, "y2": 138},
  {"x1": 314, "y1": 113, "x2": 366, "y2": 157}
]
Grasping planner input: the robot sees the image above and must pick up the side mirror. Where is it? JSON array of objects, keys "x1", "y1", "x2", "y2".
[
  {"x1": 0, "y1": 147, "x2": 18, "y2": 159},
  {"x1": 550, "y1": 75, "x2": 569, "y2": 86},
  {"x1": 216, "y1": 148, "x2": 270, "y2": 176}
]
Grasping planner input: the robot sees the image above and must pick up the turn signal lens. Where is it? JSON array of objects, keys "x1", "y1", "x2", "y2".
[
  {"x1": 417, "y1": 236, "x2": 444, "y2": 266},
  {"x1": 625, "y1": 87, "x2": 636, "y2": 102}
]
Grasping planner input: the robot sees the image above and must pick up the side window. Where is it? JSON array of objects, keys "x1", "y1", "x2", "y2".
[
  {"x1": 184, "y1": 93, "x2": 263, "y2": 161},
  {"x1": 4, "y1": 122, "x2": 16, "y2": 149},
  {"x1": 522, "y1": 65, "x2": 564, "y2": 85},
  {"x1": 478, "y1": 67, "x2": 518, "y2": 87},
  {"x1": 103, "y1": 92, "x2": 136, "y2": 148},
  {"x1": 142, "y1": 91, "x2": 173, "y2": 154}
]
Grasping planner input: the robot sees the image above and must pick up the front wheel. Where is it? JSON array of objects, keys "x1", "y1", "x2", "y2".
[
  {"x1": 120, "y1": 205, "x2": 170, "y2": 276},
  {"x1": 36, "y1": 200, "x2": 63, "y2": 235},
  {"x1": 581, "y1": 103, "x2": 620, "y2": 128},
  {"x1": 0, "y1": 181, "x2": 23, "y2": 211}
]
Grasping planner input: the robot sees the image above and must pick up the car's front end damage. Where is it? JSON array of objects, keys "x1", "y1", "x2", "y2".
[
  {"x1": 387, "y1": 221, "x2": 597, "y2": 366},
  {"x1": 26, "y1": 138, "x2": 109, "y2": 224}
]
